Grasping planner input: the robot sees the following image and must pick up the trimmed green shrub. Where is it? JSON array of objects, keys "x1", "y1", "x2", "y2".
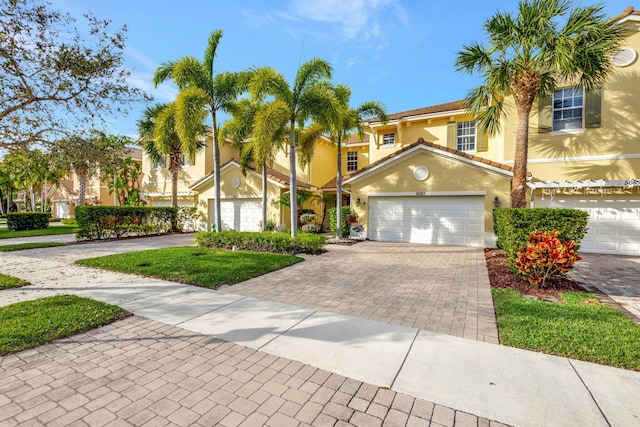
[
  {"x1": 75, "y1": 206, "x2": 178, "y2": 241},
  {"x1": 6, "y1": 213, "x2": 50, "y2": 231},
  {"x1": 494, "y1": 208, "x2": 589, "y2": 268},
  {"x1": 328, "y1": 206, "x2": 353, "y2": 237},
  {"x1": 61, "y1": 217, "x2": 77, "y2": 226},
  {"x1": 195, "y1": 230, "x2": 326, "y2": 255}
]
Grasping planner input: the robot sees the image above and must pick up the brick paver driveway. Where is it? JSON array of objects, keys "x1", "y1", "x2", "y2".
[
  {"x1": 230, "y1": 241, "x2": 499, "y2": 343},
  {"x1": 571, "y1": 253, "x2": 640, "y2": 324}
]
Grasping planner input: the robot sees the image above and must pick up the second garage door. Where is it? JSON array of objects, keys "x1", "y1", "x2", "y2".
[
  {"x1": 537, "y1": 195, "x2": 640, "y2": 255},
  {"x1": 368, "y1": 196, "x2": 484, "y2": 247},
  {"x1": 210, "y1": 199, "x2": 262, "y2": 232}
]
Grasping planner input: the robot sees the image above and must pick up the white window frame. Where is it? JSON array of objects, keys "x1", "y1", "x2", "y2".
[
  {"x1": 552, "y1": 87, "x2": 584, "y2": 133},
  {"x1": 382, "y1": 133, "x2": 395, "y2": 146},
  {"x1": 457, "y1": 121, "x2": 476, "y2": 153},
  {"x1": 182, "y1": 155, "x2": 192, "y2": 168},
  {"x1": 346, "y1": 151, "x2": 358, "y2": 172}
]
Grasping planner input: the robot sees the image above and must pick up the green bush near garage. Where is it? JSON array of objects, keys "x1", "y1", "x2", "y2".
[
  {"x1": 493, "y1": 208, "x2": 589, "y2": 268},
  {"x1": 195, "y1": 230, "x2": 327, "y2": 255},
  {"x1": 75, "y1": 206, "x2": 178, "y2": 241},
  {"x1": 6, "y1": 212, "x2": 50, "y2": 231}
]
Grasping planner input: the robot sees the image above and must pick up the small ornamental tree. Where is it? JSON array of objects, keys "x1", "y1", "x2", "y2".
[{"x1": 514, "y1": 230, "x2": 581, "y2": 288}]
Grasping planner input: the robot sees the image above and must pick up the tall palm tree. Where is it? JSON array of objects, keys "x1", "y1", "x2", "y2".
[
  {"x1": 249, "y1": 59, "x2": 335, "y2": 237},
  {"x1": 137, "y1": 103, "x2": 205, "y2": 210},
  {"x1": 325, "y1": 84, "x2": 387, "y2": 238},
  {"x1": 222, "y1": 98, "x2": 287, "y2": 231},
  {"x1": 455, "y1": 0, "x2": 623, "y2": 207},
  {"x1": 153, "y1": 30, "x2": 247, "y2": 232}
]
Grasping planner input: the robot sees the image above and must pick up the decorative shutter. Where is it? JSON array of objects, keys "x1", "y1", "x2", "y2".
[
  {"x1": 538, "y1": 95, "x2": 552, "y2": 133},
  {"x1": 446, "y1": 121, "x2": 457, "y2": 149},
  {"x1": 476, "y1": 123, "x2": 487, "y2": 152},
  {"x1": 585, "y1": 86, "x2": 602, "y2": 129}
]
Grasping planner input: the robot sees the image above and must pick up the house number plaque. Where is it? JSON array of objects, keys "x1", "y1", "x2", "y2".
[{"x1": 416, "y1": 192, "x2": 426, "y2": 196}]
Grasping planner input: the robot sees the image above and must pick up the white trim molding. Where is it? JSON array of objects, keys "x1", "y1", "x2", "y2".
[
  {"x1": 367, "y1": 191, "x2": 487, "y2": 197},
  {"x1": 504, "y1": 152, "x2": 640, "y2": 165}
]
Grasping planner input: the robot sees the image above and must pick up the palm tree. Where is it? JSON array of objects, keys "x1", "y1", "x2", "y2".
[
  {"x1": 222, "y1": 98, "x2": 287, "y2": 231},
  {"x1": 325, "y1": 84, "x2": 387, "y2": 238},
  {"x1": 153, "y1": 30, "x2": 247, "y2": 232},
  {"x1": 137, "y1": 103, "x2": 205, "y2": 210},
  {"x1": 249, "y1": 59, "x2": 335, "y2": 237},
  {"x1": 455, "y1": 0, "x2": 623, "y2": 207}
]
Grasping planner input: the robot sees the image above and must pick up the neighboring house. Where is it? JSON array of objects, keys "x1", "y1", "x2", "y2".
[
  {"x1": 141, "y1": 8, "x2": 640, "y2": 255},
  {"x1": 49, "y1": 147, "x2": 143, "y2": 218}
]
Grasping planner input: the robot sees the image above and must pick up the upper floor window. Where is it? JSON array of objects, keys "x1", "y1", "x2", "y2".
[
  {"x1": 153, "y1": 158, "x2": 165, "y2": 170},
  {"x1": 346, "y1": 151, "x2": 358, "y2": 172},
  {"x1": 182, "y1": 155, "x2": 192, "y2": 168},
  {"x1": 457, "y1": 121, "x2": 476, "y2": 152},
  {"x1": 553, "y1": 87, "x2": 584, "y2": 131},
  {"x1": 382, "y1": 133, "x2": 395, "y2": 146}
]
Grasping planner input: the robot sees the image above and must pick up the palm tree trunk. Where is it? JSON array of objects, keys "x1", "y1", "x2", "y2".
[
  {"x1": 511, "y1": 108, "x2": 531, "y2": 208},
  {"x1": 171, "y1": 169, "x2": 178, "y2": 208},
  {"x1": 289, "y1": 119, "x2": 298, "y2": 237},
  {"x1": 336, "y1": 137, "x2": 343, "y2": 238},
  {"x1": 78, "y1": 175, "x2": 86, "y2": 207},
  {"x1": 212, "y1": 111, "x2": 222, "y2": 232},
  {"x1": 262, "y1": 164, "x2": 267, "y2": 231},
  {"x1": 29, "y1": 186, "x2": 36, "y2": 211}
]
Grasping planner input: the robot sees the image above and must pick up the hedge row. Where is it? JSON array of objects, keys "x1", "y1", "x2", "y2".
[
  {"x1": 75, "y1": 206, "x2": 178, "y2": 241},
  {"x1": 6, "y1": 213, "x2": 50, "y2": 231},
  {"x1": 195, "y1": 230, "x2": 327, "y2": 255},
  {"x1": 494, "y1": 208, "x2": 589, "y2": 267}
]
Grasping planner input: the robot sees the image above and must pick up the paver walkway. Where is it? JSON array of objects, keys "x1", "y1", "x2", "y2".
[
  {"x1": 571, "y1": 253, "x2": 640, "y2": 324},
  {"x1": 231, "y1": 242, "x2": 498, "y2": 343},
  {"x1": 0, "y1": 317, "x2": 500, "y2": 427}
]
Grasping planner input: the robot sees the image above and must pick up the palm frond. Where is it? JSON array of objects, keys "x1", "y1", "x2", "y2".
[
  {"x1": 204, "y1": 29, "x2": 223, "y2": 77},
  {"x1": 174, "y1": 87, "x2": 209, "y2": 147},
  {"x1": 171, "y1": 56, "x2": 209, "y2": 91},
  {"x1": 152, "y1": 62, "x2": 175, "y2": 87},
  {"x1": 293, "y1": 58, "x2": 332, "y2": 99},
  {"x1": 249, "y1": 67, "x2": 292, "y2": 104}
]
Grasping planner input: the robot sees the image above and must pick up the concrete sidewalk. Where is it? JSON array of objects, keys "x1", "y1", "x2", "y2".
[{"x1": 1, "y1": 249, "x2": 639, "y2": 427}]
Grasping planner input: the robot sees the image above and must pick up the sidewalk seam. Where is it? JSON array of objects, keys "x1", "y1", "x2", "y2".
[
  {"x1": 174, "y1": 294, "x2": 249, "y2": 326},
  {"x1": 389, "y1": 328, "x2": 420, "y2": 390},
  {"x1": 257, "y1": 309, "x2": 319, "y2": 350},
  {"x1": 568, "y1": 358, "x2": 611, "y2": 427}
]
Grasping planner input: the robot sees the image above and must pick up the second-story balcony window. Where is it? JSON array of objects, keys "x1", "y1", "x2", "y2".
[
  {"x1": 346, "y1": 151, "x2": 358, "y2": 172},
  {"x1": 382, "y1": 133, "x2": 395, "y2": 146},
  {"x1": 457, "y1": 121, "x2": 476, "y2": 152}
]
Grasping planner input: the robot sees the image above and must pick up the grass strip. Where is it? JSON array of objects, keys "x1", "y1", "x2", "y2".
[
  {"x1": 493, "y1": 288, "x2": 640, "y2": 371},
  {"x1": 0, "y1": 242, "x2": 67, "y2": 252},
  {"x1": 75, "y1": 246, "x2": 303, "y2": 289},
  {"x1": 0, "y1": 225, "x2": 78, "y2": 239},
  {"x1": 0, "y1": 295, "x2": 129, "y2": 355},
  {"x1": 0, "y1": 273, "x2": 30, "y2": 290}
]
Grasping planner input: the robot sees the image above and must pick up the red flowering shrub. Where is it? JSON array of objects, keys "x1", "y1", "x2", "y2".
[{"x1": 514, "y1": 230, "x2": 582, "y2": 288}]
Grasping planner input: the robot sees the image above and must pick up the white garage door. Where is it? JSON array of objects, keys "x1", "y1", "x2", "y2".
[
  {"x1": 538, "y1": 196, "x2": 640, "y2": 255},
  {"x1": 368, "y1": 196, "x2": 484, "y2": 247},
  {"x1": 210, "y1": 199, "x2": 262, "y2": 232}
]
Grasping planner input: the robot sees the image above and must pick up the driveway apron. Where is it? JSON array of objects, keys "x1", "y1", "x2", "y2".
[{"x1": 229, "y1": 241, "x2": 499, "y2": 343}]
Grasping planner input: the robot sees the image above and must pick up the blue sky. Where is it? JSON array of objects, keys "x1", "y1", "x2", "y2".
[{"x1": 50, "y1": 0, "x2": 634, "y2": 140}]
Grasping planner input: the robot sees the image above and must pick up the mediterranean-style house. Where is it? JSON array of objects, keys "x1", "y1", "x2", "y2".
[
  {"x1": 140, "y1": 7, "x2": 640, "y2": 255},
  {"x1": 49, "y1": 147, "x2": 143, "y2": 218}
]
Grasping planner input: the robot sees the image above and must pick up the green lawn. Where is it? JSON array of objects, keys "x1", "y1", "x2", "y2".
[
  {"x1": 0, "y1": 242, "x2": 68, "y2": 252},
  {"x1": 0, "y1": 225, "x2": 78, "y2": 239},
  {"x1": 75, "y1": 246, "x2": 304, "y2": 289},
  {"x1": 0, "y1": 273, "x2": 30, "y2": 290},
  {"x1": 0, "y1": 295, "x2": 129, "y2": 355},
  {"x1": 493, "y1": 288, "x2": 640, "y2": 371}
]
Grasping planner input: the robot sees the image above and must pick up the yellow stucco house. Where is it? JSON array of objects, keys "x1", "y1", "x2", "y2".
[{"x1": 141, "y1": 7, "x2": 640, "y2": 255}]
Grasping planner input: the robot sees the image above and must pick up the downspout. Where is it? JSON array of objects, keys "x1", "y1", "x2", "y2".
[{"x1": 530, "y1": 187, "x2": 535, "y2": 208}]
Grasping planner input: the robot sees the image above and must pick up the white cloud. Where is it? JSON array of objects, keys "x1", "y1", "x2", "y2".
[
  {"x1": 280, "y1": 0, "x2": 410, "y2": 42},
  {"x1": 125, "y1": 46, "x2": 160, "y2": 71},
  {"x1": 126, "y1": 70, "x2": 177, "y2": 101}
]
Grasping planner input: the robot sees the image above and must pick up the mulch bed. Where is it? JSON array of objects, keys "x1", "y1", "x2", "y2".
[{"x1": 484, "y1": 248, "x2": 586, "y2": 301}]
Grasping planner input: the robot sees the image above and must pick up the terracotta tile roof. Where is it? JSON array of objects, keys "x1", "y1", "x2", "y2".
[
  {"x1": 189, "y1": 159, "x2": 311, "y2": 190},
  {"x1": 369, "y1": 100, "x2": 467, "y2": 123},
  {"x1": 321, "y1": 177, "x2": 337, "y2": 189},
  {"x1": 59, "y1": 179, "x2": 75, "y2": 195},
  {"x1": 344, "y1": 138, "x2": 529, "y2": 181},
  {"x1": 344, "y1": 134, "x2": 369, "y2": 145},
  {"x1": 610, "y1": 6, "x2": 640, "y2": 22}
]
